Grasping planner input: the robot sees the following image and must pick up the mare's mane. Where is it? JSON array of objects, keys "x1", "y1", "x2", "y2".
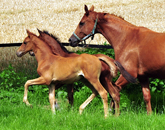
[
  {"x1": 110, "y1": 13, "x2": 124, "y2": 20},
  {"x1": 42, "y1": 30, "x2": 72, "y2": 54},
  {"x1": 103, "y1": 12, "x2": 136, "y2": 27}
]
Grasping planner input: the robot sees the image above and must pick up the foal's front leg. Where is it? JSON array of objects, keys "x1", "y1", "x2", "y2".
[
  {"x1": 23, "y1": 76, "x2": 47, "y2": 106},
  {"x1": 49, "y1": 83, "x2": 56, "y2": 114}
]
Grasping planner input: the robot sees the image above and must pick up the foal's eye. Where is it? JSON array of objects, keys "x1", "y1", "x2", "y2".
[
  {"x1": 24, "y1": 42, "x2": 27, "y2": 44},
  {"x1": 79, "y1": 22, "x2": 85, "y2": 26}
]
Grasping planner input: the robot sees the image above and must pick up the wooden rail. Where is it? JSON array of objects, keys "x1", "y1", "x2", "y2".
[{"x1": 0, "y1": 42, "x2": 113, "y2": 49}]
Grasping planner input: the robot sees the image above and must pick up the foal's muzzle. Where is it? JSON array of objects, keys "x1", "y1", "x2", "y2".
[{"x1": 16, "y1": 51, "x2": 24, "y2": 57}]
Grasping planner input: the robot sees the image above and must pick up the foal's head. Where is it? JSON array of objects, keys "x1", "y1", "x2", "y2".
[
  {"x1": 16, "y1": 30, "x2": 37, "y2": 57},
  {"x1": 69, "y1": 5, "x2": 98, "y2": 47}
]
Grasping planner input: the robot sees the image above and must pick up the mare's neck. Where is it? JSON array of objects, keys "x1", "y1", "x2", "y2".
[{"x1": 97, "y1": 14, "x2": 138, "y2": 55}]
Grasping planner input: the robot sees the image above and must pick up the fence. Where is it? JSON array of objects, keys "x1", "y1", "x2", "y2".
[{"x1": 0, "y1": 42, "x2": 113, "y2": 49}]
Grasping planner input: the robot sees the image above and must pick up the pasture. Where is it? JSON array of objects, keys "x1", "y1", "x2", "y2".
[{"x1": 0, "y1": 0, "x2": 165, "y2": 129}]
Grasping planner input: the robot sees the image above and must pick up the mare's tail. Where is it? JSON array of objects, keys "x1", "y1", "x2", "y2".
[{"x1": 114, "y1": 61, "x2": 138, "y2": 84}]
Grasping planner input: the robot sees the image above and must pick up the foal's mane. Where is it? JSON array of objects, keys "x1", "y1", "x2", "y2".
[{"x1": 42, "y1": 30, "x2": 71, "y2": 54}]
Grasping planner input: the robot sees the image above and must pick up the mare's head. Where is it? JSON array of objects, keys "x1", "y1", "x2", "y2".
[
  {"x1": 69, "y1": 5, "x2": 98, "y2": 47},
  {"x1": 16, "y1": 30, "x2": 37, "y2": 57}
]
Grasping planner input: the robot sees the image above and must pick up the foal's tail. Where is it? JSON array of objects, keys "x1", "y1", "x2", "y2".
[
  {"x1": 95, "y1": 54, "x2": 118, "y2": 78},
  {"x1": 96, "y1": 54, "x2": 137, "y2": 84},
  {"x1": 114, "y1": 61, "x2": 138, "y2": 84}
]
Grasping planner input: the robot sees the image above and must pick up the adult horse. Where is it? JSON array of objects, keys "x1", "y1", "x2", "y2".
[
  {"x1": 69, "y1": 5, "x2": 165, "y2": 114},
  {"x1": 36, "y1": 29, "x2": 137, "y2": 115},
  {"x1": 16, "y1": 30, "x2": 133, "y2": 118}
]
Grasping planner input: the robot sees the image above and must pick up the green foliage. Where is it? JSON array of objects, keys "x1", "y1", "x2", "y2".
[
  {"x1": 76, "y1": 43, "x2": 115, "y2": 58},
  {"x1": 0, "y1": 64, "x2": 27, "y2": 91},
  {"x1": 0, "y1": 64, "x2": 27, "y2": 104},
  {"x1": 150, "y1": 78, "x2": 165, "y2": 93}
]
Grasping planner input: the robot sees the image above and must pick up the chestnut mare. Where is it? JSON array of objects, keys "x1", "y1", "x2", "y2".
[
  {"x1": 36, "y1": 29, "x2": 137, "y2": 116},
  {"x1": 16, "y1": 30, "x2": 125, "y2": 118},
  {"x1": 69, "y1": 5, "x2": 165, "y2": 114}
]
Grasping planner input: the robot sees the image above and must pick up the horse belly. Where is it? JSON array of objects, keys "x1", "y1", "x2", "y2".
[
  {"x1": 52, "y1": 70, "x2": 84, "y2": 84},
  {"x1": 145, "y1": 69, "x2": 165, "y2": 79}
]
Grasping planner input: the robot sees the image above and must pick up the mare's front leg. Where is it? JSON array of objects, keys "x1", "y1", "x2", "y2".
[
  {"x1": 23, "y1": 77, "x2": 47, "y2": 106},
  {"x1": 138, "y1": 77, "x2": 152, "y2": 114}
]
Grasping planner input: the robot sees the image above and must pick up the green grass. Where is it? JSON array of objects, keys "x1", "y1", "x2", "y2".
[{"x1": 0, "y1": 99, "x2": 165, "y2": 130}]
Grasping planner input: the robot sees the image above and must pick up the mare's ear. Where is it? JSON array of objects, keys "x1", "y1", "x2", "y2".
[
  {"x1": 84, "y1": 5, "x2": 89, "y2": 16},
  {"x1": 84, "y1": 5, "x2": 88, "y2": 12},
  {"x1": 89, "y1": 5, "x2": 94, "y2": 11}
]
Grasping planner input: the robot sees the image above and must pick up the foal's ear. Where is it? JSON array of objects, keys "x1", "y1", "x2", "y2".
[
  {"x1": 37, "y1": 28, "x2": 42, "y2": 35},
  {"x1": 26, "y1": 29, "x2": 33, "y2": 38},
  {"x1": 26, "y1": 29, "x2": 31, "y2": 36}
]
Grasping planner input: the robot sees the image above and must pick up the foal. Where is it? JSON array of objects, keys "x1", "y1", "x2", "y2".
[
  {"x1": 16, "y1": 30, "x2": 119, "y2": 118},
  {"x1": 37, "y1": 29, "x2": 137, "y2": 116}
]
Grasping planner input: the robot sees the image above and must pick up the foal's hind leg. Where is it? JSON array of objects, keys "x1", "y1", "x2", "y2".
[
  {"x1": 67, "y1": 84, "x2": 74, "y2": 106},
  {"x1": 100, "y1": 74, "x2": 120, "y2": 116},
  {"x1": 79, "y1": 92, "x2": 97, "y2": 114},
  {"x1": 23, "y1": 77, "x2": 46, "y2": 106},
  {"x1": 88, "y1": 79, "x2": 108, "y2": 118}
]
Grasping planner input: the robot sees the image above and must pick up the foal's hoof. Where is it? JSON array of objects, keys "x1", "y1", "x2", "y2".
[
  {"x1": 26, "y1": 104, "x2": 33, "y2": 108},
  {"x1": 55, "y1": 102, "x2": 60, "y2": 110},
  {"x1": 24, "y1": 102, "x2": 33, "y2": 108}
]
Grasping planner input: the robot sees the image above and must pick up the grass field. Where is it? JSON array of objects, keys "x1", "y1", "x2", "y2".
[{"x1": 0, "y1": 98, "x2": 165, "y2": 130}]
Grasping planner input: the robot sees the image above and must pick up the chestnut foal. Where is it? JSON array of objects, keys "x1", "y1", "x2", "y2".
[{"x1": 16, "y1": 30, "x2": 120, "y2": 118}]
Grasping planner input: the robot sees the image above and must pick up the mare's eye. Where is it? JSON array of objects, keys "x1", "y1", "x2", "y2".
[{"x1": 79, "y1": 22, "x2": 85, "y2": 26}]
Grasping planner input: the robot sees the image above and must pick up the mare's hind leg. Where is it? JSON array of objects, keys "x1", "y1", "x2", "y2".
[
  {"x1": 138, "y1": 77, "x2": 152, "y2": 114},
  {"x1": 23, "y1": 77, "x2": 46, "y2": 106}
]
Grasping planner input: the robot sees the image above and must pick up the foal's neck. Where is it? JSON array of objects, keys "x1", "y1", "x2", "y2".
[
  {"x1": 41, "y1": 36, "x2": 69, "y2": 57},
  {"x1": 32, "y1": 37, "x2": 55, "y2": 62}
]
